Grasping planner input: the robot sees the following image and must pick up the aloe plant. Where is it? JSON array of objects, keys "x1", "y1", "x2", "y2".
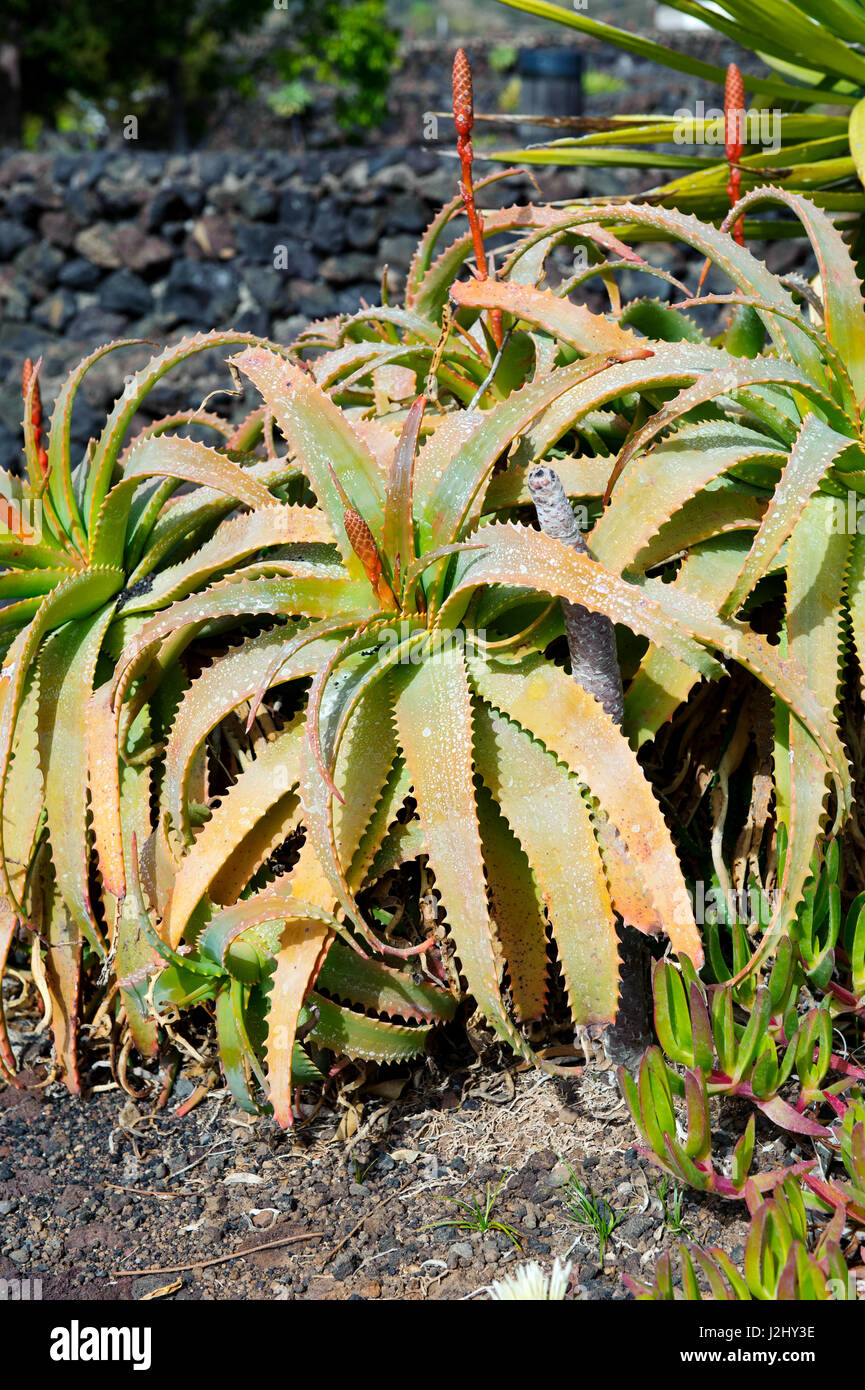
[
  {"x1": 0, "y1": 332, "x2": 308, "y2": 1092},
  {"x1": 489, "y1": 0, "x2": 865, "y2": 239},
  {"x1": 628, "y1": 1175, "x2": 860, "y2": 1299}
]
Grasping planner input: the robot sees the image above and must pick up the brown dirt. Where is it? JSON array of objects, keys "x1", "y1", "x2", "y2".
[{"x1": 0, "y1": 1023, "x2": 785, "y2": 1302}]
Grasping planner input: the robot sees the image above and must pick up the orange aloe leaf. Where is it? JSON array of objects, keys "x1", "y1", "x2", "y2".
[
  {"x1": 474, "y1": 703, "x2": 620, "y2": 1027},
  {"x1": 468, "y1": 651, "x2": 703, "y2": 968}
]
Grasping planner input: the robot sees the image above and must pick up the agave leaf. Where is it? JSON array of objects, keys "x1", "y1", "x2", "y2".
[
  {"x1": 231, "y1": 347, "x2": 385, "y2": 577},
  {"x1": 164, "y1": 714, "x2": 307, "y2": 948},
  {"x1": 474, "y1": 703, "x2": 620, "y2": 1026},
  {"x1": 392, "y1": 642, "x2": 531, "y2": 1057},
  {"x1": 449, "y1": 278, "x2": 639, "y2": 356},
  {"x1": 475, "y1": 783, "x2": 548, "y2": 1023},
  {"x1": 38, "y1": 604, "x2": 115, "y2": 954},
  {"x1": 721, "y1": 414, "x2": 852, "y2": 617},
  {"x1": 468, "y1": 651, "x2": 703, "y2": 966}
]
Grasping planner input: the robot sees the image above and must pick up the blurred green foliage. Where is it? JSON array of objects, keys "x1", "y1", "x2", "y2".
[{"x1": 2, "y1": 0, "x2": 397, "y2": 146}]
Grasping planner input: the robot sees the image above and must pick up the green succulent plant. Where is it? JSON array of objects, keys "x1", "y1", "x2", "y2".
[{"x1": 628, "y1": 1174, "x2": 859, "y2": 1299}]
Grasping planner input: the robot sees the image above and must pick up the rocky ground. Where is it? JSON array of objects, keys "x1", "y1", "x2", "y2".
[{"x1": 2, "y1": 1011, "x2": 812, "y2": 1303}]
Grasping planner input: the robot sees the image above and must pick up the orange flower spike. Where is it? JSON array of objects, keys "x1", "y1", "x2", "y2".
[
  {"x1": 22, "y1": 357, "x2": 49, "y2": 480},
  {"x1": 452, "y1": 49, "x2": 502, "y2": 347},
  {"x1": 343, "y1": 506, "x2": 397, "y2": 609},
  {"x1": 725, "y1": 63, "x2": 745, "y2": 247}
]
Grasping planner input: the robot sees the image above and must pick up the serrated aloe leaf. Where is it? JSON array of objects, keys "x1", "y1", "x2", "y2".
[
  {"x1": 39, "y1": 604, "x2": 114, "y2": 955},
  {"x1": 2, "y1": 668, "x2": 43, "y2": 908},
  {"x1": 306, "y1": 991, "x2": 433, "y2": 1063},
  {"x1": 268, "y1": 917, "x2": 335, "y2": 1134},
  {"x1": 442, "y1": 523, "x2": 721, "y2": 678},
  {"x1": 317, "y1": 938, "x2": 457, "y2": 1023},
  {"x1": 422, "y1": 349, "x2": 654, "y2": 560},
  {"x1": 114, "y1": 707, "x2": 159, "y2": 1057},
  {"x1": 764, "y1": 493, "x2": 850, "y2": 971},
  {"x1": 624, "y1": 536, "x2": 752, "y2": 746},
  {"x1": 592, "y1": 422, "x2": 786, "y2": 574},
  {"x1": 121, "y1": 506, "x2": 336, "y2": 616},
  {"x1": 197, "y1": 888, "x2": 335, "y2": 972},
  {"x1": 405, "y1": 170, "x2": 523, "y2": 303},
  {"x1": 208, "y1": 795, "x2": 302, "y2": 910},
  {"x1": 474, "y1": 703, "x2": 619, "y2": 1027},
  {"x1": 608, "y1": 360, "x2": 848, "y2": 501},
  {"x1": 111, "y1": 572, "x2": 375, "y2": 700},
  {"x1": 89, "y1": 438, "x2": 278, "y2": 568},
  {"x1": 468, "y1": 651, "x2": 703, "y2": 967},
  {"x1": 162, "y1": 625, "x2": 343, "y2": 845},
  {"x1": 509, "y1": 202, "x2": 825, "y2": 373},
  {"x1": 85, "y1": 332, "x2": 280, "y2": 531},
  {"x1": 383, "y1": 394, "x2": 425, "y2": 609},
  {"x1": 722, "y1": 415, "x2": 852, "y2": 617},
  {"x1": 392, "y1": 642, "x2": 531, "y2": 1059},
  {"x1": 449, "y1": 278, "x2": 639, "y2": 356},
  {"x1": 214, "y1": 980, "x2": 259, "y2": 1114},
  {"x1": 475, "y1": 783, "x2": 548, "y2": 1024},
  {"x1": 349, "y1": 757, "x2": 412, "y2": 891},
  {"x1": 231, "y1": 347, "x2": 384, "y2": 578},
  {"x1": 164, "y1": 715, "x2": 307, "y2": 948},
  {"x1": 46, "y1": 339, "x2": 148, "y2": 545},
  {"x1": 33, "y1": 852, "x2": 81, "y2": 1094},
  {"x1": 635, "y1": 486, "x2": 767, "y2": 574},
  {"x1": 332, "y1": 673, "x2": 400, "y2": 873},
  {"x1": 731, "y1": 186, "x2": 865, "y2": 404},
  {"x1": 0, "y1": 569, "x2": 124, "y2": 905}
]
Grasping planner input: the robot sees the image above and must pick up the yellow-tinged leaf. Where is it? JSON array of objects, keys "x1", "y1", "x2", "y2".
[
  {"x1": 265, "y1": 916, "x2": 332, "y2": 1128},
  {"x1": 392, "y1": 642, "x2": 532, "y2": 1058},
  {"x1": 469, "y1": 653, "x2": 703, "y2": 967},
  {"x1": 165, "y1": 715, "x2": 307, "y2": 947},
  {"x1": 474, "y1": 705, "x2": 619, "y2": 1026},
  {"x1": 450, "y1": 277, "x2": 638, "y2": 356}
]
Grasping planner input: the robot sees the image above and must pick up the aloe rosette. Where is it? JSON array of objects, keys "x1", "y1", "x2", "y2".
[{"x1": 97, "y1": 306, "x2": 848, "y2": 1125}]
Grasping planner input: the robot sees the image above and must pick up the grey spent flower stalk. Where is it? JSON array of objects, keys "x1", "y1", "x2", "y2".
[{"x1": 527, "y1": 464, "x2": 624, "y2": 725}]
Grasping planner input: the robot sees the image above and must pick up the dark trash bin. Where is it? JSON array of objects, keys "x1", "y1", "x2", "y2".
[{"x1": 517, "y1": 46, "x2": 584, "y2": 119}]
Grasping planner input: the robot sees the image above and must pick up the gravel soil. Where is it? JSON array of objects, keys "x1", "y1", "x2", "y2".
[{"x1": 0, "y1": 1026, "x2": 796, "y2": 1302}]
